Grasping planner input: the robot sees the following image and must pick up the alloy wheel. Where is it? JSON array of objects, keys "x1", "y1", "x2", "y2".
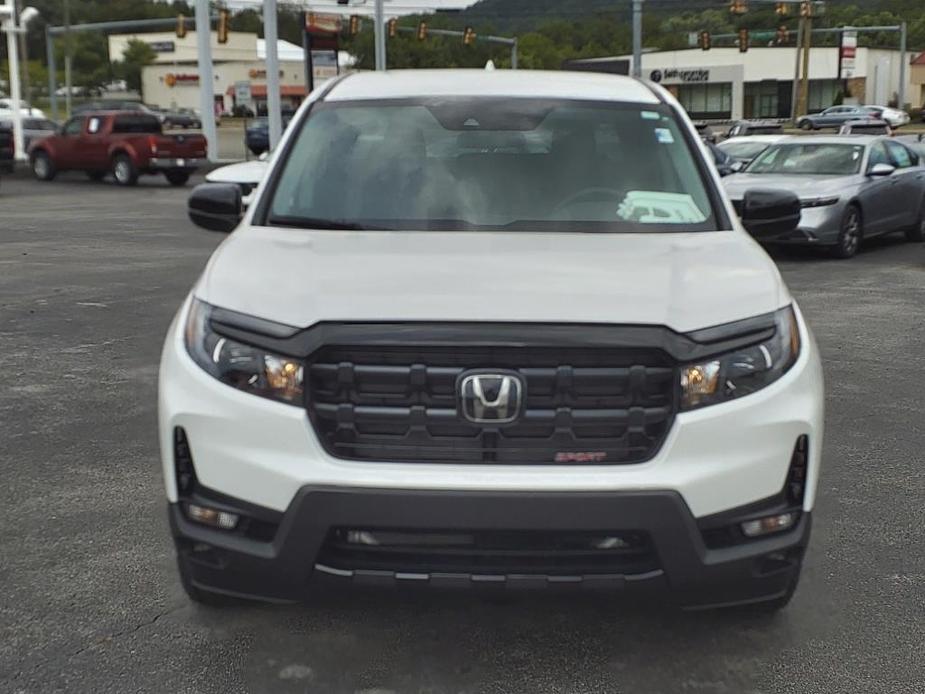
[{"x1": 842, "y1": 209, "x2": 861, "y2": 255}]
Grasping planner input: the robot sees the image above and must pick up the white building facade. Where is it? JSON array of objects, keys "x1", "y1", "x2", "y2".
[
  {"x1": 575, "y1": 47, "x2": 916, "y2": 121},
  {"x1": 108, "y1": 31, "x2": 343, "y2": 114}
]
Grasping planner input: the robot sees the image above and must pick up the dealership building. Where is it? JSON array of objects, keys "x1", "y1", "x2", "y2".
[
  {"x1": 572, "y1": 46, "x2": 920, "y2": 121},
  {"x1": 108, "y1": 31, "x2": 349, "y2": 114}
]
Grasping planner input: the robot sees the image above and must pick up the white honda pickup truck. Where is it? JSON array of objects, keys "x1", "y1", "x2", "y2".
[{"x1": 160, "y1": 69, "x2": 824, "y2": 611}]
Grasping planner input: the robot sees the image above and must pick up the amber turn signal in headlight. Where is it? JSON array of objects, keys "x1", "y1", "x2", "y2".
[{"x1": 681, "y1": 306, "x2": 801, "y2": 410}]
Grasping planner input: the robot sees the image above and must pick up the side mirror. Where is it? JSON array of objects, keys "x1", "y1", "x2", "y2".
[
  {"x1": 188, "y1": 183, "x2": 243, "y2": 233},
  {"x1": 730, "y1": 160, "x2": 745, "y2": 173},
  {"x1": 740, "y1": 188, "x2": 801, "y2": 239},
  {"x1": 868, "y1": 163, "x2": 895, "y2": 177}
]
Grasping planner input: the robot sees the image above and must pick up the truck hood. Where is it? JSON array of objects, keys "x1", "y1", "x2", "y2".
[
  {"x1": 196, "y1": 226, "x2": 789, "y2": 333},
  {"x1": 724, "y1": 173, "x2": 856, "y2": 201}
]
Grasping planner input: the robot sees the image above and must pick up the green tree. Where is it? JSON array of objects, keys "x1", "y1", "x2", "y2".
[{"x1": 113, "y1": 39, "x2": 156, "y2": 93}]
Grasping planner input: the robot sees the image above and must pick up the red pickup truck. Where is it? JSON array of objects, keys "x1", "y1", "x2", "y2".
[{"x1": 29, "y1": 111, "x2": 207, "y2": 186}]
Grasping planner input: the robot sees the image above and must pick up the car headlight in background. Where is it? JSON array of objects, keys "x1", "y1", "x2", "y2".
[
  {"x1": 184, "y1": 299, "x2": 303, "y2": 404},
  {"x1": 800, "y1": 196, "x2": 839, "y2": 208},
  {"x1": 681, "y1": 306, "x2": 801, "y2": 410}
]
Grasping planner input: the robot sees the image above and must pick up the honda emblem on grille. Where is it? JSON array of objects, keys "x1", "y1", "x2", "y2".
[{"x1": 458, "y1": 371, "x2": 524, "y2": 424}]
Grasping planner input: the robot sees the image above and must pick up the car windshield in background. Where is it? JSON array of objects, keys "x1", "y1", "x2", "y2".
[
  {"x1": 720, "y1": 141, "x2": 774, "y2": 160},
  {"x1": 747, "y1": 143, "x2": 865, "y2": 176},
  {"x1": 268, "y1": 98, "x2": 718, "y2": 232}
]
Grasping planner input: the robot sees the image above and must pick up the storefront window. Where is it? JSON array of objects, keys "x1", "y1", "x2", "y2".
[
  {"x1": 808, "y1": 80, "x2": 839, "y2": 111},
  {"x1": 676, "y1": 83, "x2": 731, "y2": 118}
]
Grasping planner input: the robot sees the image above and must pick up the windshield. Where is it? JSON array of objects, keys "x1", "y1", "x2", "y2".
[
  {"x1": 267, "y1": 98, "x2": 719, "y2": 232},
  {"x1": 747, "y1": 143, "x2": 865, "y2": 175},
  {"x1": 720, "y1": 141, "x2": 773, "y2": 160}
]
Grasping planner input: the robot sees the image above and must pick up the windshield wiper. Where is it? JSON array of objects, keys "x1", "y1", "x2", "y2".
[{"x1": 267, "y1": 215, "x2": 384, "y2": 231}]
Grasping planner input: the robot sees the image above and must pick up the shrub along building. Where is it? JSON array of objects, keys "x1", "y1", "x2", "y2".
[{"x1": 568, "y1": 46, "x2": 918, "y2": 121}]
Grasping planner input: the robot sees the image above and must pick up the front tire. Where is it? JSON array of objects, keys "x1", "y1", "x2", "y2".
[
  {"x1": 165, "y1": 169, "x2": 191, "y2": 187},
  {"x1": 799, "y1": 120, "x2": 814, "y2": 131},
  {"x1": 830, "y1": 204, "x2": 862, "y2": 259},
  {"x1": 32, "y1": 151, "x2": 56, "y2": 181},
  {"x1": 112, "y1": 154, "x2": 138, "y2": 186}
]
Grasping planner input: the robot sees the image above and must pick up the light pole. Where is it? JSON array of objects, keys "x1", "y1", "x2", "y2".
[
  {"x1": 1, "y1": 0, "x2": 25, "y2": 160},
  {"x1": 194, "y1": 0, "x2": 217, "y2": 162},
  {"x1": 374, "y1": 0, "x2": 386, "y2": 71},
  {"x1": 18, "y1": 6, "x2": 39, "y2": 110},
  {"x1": 264, "y1": 0, "x2": 282, "y2": 149},
  {"x1": 632, "y1": 0, "x2": 643, "y2": 78}
]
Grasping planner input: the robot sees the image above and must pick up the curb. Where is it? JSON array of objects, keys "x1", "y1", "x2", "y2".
[{"x1": 2, "y1": 159, "x2": 246, "y2": 180}]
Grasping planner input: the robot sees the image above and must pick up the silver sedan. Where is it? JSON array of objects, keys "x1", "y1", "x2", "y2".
[{"x1": 723, "y1": 135, "x2": 925, "y2": 258}]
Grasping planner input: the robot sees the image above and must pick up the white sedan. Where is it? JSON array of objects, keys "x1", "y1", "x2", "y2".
[
  {"x1": 867, "y1": 105, "x2": 911, "y2": 128},
  {"x1": 204, "y1": 155, "x2": 268, "y2": 208}
]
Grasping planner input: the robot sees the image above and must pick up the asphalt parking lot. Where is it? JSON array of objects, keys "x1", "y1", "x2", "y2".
[{"x1": 2, "y1": 173, "x2": 924, "y2": 694}]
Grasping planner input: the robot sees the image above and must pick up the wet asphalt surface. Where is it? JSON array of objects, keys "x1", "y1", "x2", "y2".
[{"x1": 1, "y1": 174, "x2": 923, "y2": 693}]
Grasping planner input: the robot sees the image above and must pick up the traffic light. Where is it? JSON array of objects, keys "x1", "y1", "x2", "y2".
[
  {"x1": 776, "y1": 25, "x2": 790, "y2": 44},
  {"x1": 388, "y1": 18, "x2": 397, "y2": 38},
  {"x1": 217, "y1": 9, "x2": 229, "y2": 44},
  {"x1": 417, "y1": 21, "x2": 428, "y2": 41},
  {"x1": 738, "y1": 27, "x2": 749, "y2": 52},
  {"x1": 349, "y1": 15, "x2": 360, "y2": 35},
  {"x1": 775, "y1": 2, "x2": 790, "y2": 16},
  {"x1": 699, "y1": 30, "x2": 711, "y2": 51},
  {"x1": 463, "y1": 26, "x2": 476, "y2": 46},
  {"x1": 729, "y1": 0, "x2": 748, "y2": 15},
  {"x1": 176, "y1": 14, "x2": 186, "y2": 39}
]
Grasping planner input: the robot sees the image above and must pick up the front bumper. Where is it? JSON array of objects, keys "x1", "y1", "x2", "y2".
[
  {"x1": 148, "y1": 157, "x2": 202, "y2": 170},
  {"x1": 172, "y1": 486, "x2": 811, "y2": 608}
]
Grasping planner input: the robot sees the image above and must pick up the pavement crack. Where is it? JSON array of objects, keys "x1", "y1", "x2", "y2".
[{"x1": 69, "y1": 605, "x2": 184, "y2": 659}]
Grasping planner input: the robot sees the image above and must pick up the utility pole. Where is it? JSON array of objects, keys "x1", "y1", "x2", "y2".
[
  {"x1": 632, "y1": 0, "x2": 643, "y2": 78},
  {"x1": 374, "y1": 0, "x2": 386, "y2": 70},
  {"x1": 264, "y1": 0, "x2": 282, "y2": 149},
  {"x1": 46, "y1": 24, "x2": 56, "y2": 120},
  {"x1": 64, "y1": 0, "x2": 72, "y2": 117},
  {"x1": 898, "y1": 21, "x2": 907, "y2": 109},
  {"x1": 795, "y1": 6, "x2": 813, "y2": 119},
  {"x1": 789, "y1": 18, "x2": 803, "y2": 122},
  {"x1": 194, "y1": 0, "x2": 217, "y2": 161}
]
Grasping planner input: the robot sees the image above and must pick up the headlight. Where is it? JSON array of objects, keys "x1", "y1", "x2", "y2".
[
  {"x1": 184, "y1": 299, "x2": 303, "y2": 404},
  {"x1": 680, "y1": 306, "x2": 801, "y2": 410},
  {"x1": 800, "y1": 196, "x2": 839, "y2": 208}
]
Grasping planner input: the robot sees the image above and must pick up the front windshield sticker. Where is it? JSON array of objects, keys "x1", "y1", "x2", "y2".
[
  {"x1": 641, "y1": 110, "x2": 661, "y2": 120},
  {"x1": 617, "y1": 191, "x2": 707, "y2": 224},
  {"x1": 654, "y1": 128, "x2": 675, "y2": 144}
]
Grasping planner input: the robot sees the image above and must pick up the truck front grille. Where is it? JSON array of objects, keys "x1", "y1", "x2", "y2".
[{"x1": 305, "y1": 345, "x2": 676, "y2": 464}]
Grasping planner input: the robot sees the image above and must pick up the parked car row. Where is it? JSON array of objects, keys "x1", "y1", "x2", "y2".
[
  {"x1": 797, "y1": 105, "x2": 910, "y2": 131},
  {"x1": 722, "y1": 134, "x2": 925, "y2": 259}
]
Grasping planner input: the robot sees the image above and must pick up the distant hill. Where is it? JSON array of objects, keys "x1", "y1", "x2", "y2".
[{"x1": 462, "y1": 0, "x2": 925, "y2": 36}]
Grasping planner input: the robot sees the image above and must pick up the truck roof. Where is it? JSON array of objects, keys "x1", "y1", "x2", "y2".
[{"x1": 325, "y1": 69, "x2": 661, "y2": 105}]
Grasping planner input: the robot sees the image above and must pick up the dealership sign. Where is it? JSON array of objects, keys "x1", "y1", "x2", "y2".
[
  {"x1": 650, "y1": 68, "x2": 711, "y2": 84},
  {"x1": 164, "y1": 73, "x2": 199, "y2": 87},
  {"x1": 840, "y1": 30, "x2": 858, "y2": 79}
]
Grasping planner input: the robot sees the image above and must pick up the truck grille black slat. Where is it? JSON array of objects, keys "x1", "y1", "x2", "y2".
[
  {"x1": 305, "y1": 345, "x2": 676, "y2": 464},
  {"x1": 317, "y1": 528, "x2": 660, "y2": 576}
]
